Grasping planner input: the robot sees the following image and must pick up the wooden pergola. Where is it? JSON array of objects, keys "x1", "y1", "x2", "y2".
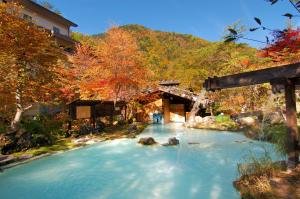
[{"x1": 203, "y1": 62, "x2": 300, "y2": 169}]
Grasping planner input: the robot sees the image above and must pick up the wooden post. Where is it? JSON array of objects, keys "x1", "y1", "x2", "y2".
[
  {"x1": 68, "y1": 120, "x2": 72, "y2": 131},
  {"x1": 91, "y1": 105, "x2": 96, "y2": 128},
  {"x1": 162, "y1": 98, "x2": 170, "y2": 123},
  {"x1": 124, "y1": 105, "x2": 127, "y2": 121},
  {"x1": 285, "y1": 80, "x2": 299, "y2": 169},
  {"x1": 110, "y1": 103, "x2": 114, "y2": 125}
]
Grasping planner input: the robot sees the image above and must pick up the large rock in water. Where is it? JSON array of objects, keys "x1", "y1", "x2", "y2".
[
  {"x1": 163, "y1": 137, "x2": 179, "y2": 146},
  {"x1": 138, "y1": 137, "x2": 157, "y2": 145}
]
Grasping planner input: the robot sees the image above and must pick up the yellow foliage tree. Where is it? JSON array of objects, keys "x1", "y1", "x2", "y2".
[{"x1": 0, "y1": 3, "x2": 66, "y2": 129}]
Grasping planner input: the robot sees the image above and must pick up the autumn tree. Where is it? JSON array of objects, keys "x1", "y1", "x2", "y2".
[
  {"x1": 99, "y1": 27, "x2": 149, "y2": 102},
  {"x1": 220, "y1": 0, "x2": 300, "y2": 112},
  {"x1": 0, "y1": 3, "x2": 65, "y2": 130},
  {"x1": 224, "y1": 0, "x2": 300, "y2": 62},
  {"x1": 70, "y1": 42, "x2": 105, "y2": 99},
  {"x1": 72, "y1": 27, "x2": 149, "y2": 103},
  {"x1": 259, "y1": 28, "x2": 300, "y2": 62}
]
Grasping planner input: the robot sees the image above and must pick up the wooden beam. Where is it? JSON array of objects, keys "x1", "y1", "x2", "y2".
[
  {"x1": 203, "y1": 62, "x2": 300, "y2": 91},
  {"x1": 285, "y1": 80, "x2": 299, "y2": 169}
]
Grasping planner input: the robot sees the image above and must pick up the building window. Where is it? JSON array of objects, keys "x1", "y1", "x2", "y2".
[
  {"x1": 53, "y1": 26, "x2": 60, "y2": 34},
  {"x1": 22, "y1": 14, "x2": 32, "y2": 22},
  {"x1": 76, "y1": 106, "x2": 91, "y2": 119}
]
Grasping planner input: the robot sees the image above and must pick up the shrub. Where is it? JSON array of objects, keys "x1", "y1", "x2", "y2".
[
  {"x1": 117, "y1": 120, "x2": 128, "y2": 126},
  {"x1": 235, "y1": 149, "x2": 284, "y2": 199},
  {"x1": 0, "y1": 125, "x2": 6, "y2": 134},
  {"x1": 43, "y1": 118, "x2": 63, "y2": 135},
  {"x1": 22, "y1": 120, "x2": 47, "y2": 135},
  {"x1": 237, "y1": 150, "x2": 281, "y2": 178},
  {"x1": 261, "y1": 124, "x2": 295, "y2": 156},
  {"x1": 235, "y1": 175, "x2": 273, "y2": 199},
  {"x1": 215, "y1": 114, "x2": 231, "y2": 123}
]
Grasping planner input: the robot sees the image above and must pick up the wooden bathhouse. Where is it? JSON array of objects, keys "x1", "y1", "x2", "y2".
[{"x1": 136, "y1": 81, "x2": 207, "y2": 123}]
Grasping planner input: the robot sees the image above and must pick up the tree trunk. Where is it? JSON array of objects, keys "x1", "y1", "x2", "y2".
[
  {"x1": 11, "y1": 88, "x2": 23, "y2": 130},
  {"x1": 210, "y1": 104, "x2": 214, "y2": 116},
  {"x1": 285, "y1": 81, "x2": 299, "y2": 169}
]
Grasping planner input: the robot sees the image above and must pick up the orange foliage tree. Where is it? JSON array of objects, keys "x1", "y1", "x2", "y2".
[
  {"x1": 72, "y1": 27, "x2": 150, "y2": 103},
  {"x1": 70, "y1": 42, "x2": 105, "y2": 99},
  {"x1": 0, "y1": 3, "x2": 66, "y2": 129}
]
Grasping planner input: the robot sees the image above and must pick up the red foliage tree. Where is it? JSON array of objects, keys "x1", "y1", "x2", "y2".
[{"x1": 259, "y1": 28, "x2": 300, "y2": 61}]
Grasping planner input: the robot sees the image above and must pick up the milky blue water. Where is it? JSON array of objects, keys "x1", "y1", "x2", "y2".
[{"x1": 0, "y1": 124, "x2": 278, "y2": 199}]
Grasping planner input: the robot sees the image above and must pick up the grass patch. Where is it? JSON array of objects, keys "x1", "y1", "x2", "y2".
[
  {"x1": 234, "y1": 150, "x2": 285, "y2": 199},
  {"x1": 13, "y1": 138, "x2": 76, "y2": 157}
]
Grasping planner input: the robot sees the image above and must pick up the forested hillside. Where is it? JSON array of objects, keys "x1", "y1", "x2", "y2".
[
  {"x1": 84, "y1": 24, "x2": 268, "y2": 91},
  {"x1": 71, "y1": 24, "x2": 272, "y2": 113}
]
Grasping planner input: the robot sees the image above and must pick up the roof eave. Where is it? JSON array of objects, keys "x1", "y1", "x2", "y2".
[{"x1": 8, "y1": 0, "x2": 78, "y2": 27}]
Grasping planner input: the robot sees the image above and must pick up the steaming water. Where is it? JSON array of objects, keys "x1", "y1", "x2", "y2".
[{"x1": 0, "y1": 124, "x2": 278, "y2": 199}]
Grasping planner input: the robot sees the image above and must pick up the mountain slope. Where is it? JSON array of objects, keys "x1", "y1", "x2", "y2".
[{"x1": 89, "y1": 24, "x2": 264, "y2": 90}]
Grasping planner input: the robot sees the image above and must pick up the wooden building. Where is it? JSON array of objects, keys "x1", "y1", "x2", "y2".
[
  {"x1": 68, "y1": 100, "x2": 126, "y2": 121},
  {"x1": 136, "y1": 81, "x2": 206, "y2": 123},
  {"x1": 1, "y1": 0, "x2": 78, "y2": 52}
]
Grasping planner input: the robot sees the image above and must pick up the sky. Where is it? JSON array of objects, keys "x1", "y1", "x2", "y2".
[{"x1": 47, "y1": 0, "x2": 297, "y2": 48}]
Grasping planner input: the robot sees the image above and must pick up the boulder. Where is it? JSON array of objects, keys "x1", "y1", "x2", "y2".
[
  {"x1": 195, "y1": 116, "x2": 203, "y2": 123},
  {"x1": 138, "y1": 137, "x2": 157, "y2": 145},
  {"x1": 163, "y1": 137, "x2": 179, "y2": 146},
  {"x1": 187, "y1": 116, "x2": 216, "y2": 127},
  {"x1": 265, "y1": 112, "x2": 284, "y2": 125},
  {"x1": 238, "y1": 117, "x2": 256, "y2": 127},
  {"x1": 202, "y1": 116, "x2": 216, "y2": 124},
  {"x1": 16, "y1": 131, "x2": 33, "y2": 151},
  {"x1": 0, "y1": 131, "x2": 16, "y2": 149},
  {"x1": 126, "y1": 124, "x2": 138, "y2": 135},
  {"x1": 0, "y1": 131, "x2": 19, "y2": 155}
]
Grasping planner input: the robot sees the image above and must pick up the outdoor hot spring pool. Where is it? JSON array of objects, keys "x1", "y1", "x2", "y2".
[{"x1": 0, "y1": 123, "x2": 278, "y2": 199}]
